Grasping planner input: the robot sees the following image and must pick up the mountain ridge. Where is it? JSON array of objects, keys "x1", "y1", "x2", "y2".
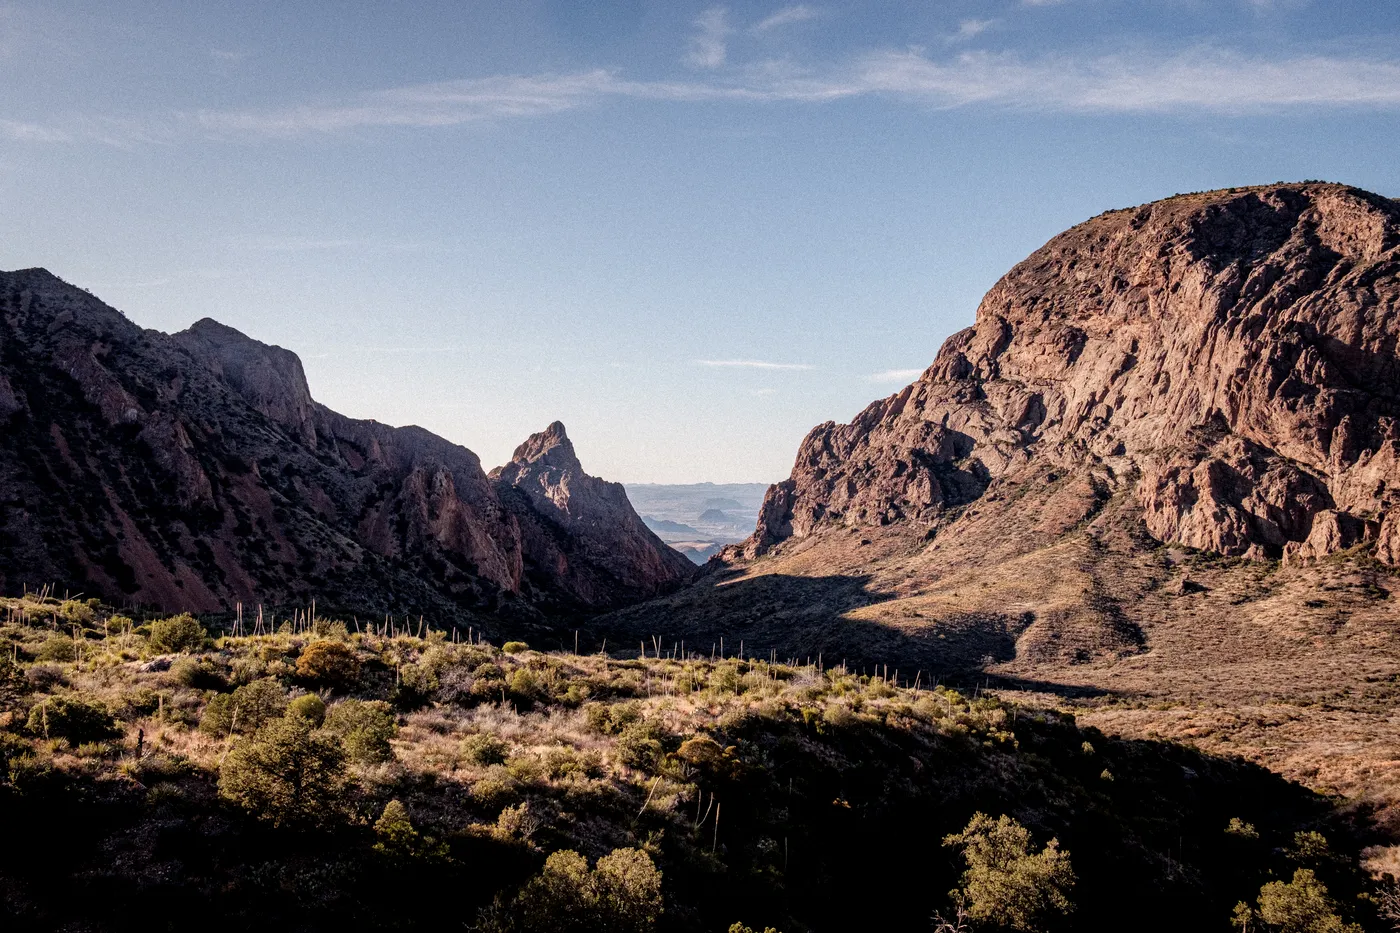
[{"x1": 0, "y1": 267, "x2": 691, "y2": 624}]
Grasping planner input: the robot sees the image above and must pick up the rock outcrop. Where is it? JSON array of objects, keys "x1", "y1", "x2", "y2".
[
  {"x1": 490, "y1": 422, "x2": 697, "y2": 608},
  {"x1": 747, "y1": 183, "x2": 1400, "y2": 564},
  {"x1": 0, "y1": 268, "x2": 689, "y2": 621}
]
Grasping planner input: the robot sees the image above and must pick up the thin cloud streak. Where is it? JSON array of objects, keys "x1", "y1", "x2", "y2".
[
  {"x1": 868, "y1": 368, "x2": 924, "y2": 383},
  {"x1": 752, "y1": 5, "x2": 820, "y2": 33},
  {"x1": 698, "y1": 359, "x2": 815, "y2": 370},
  {"x1": 16, "y1": 45, "x2": 1400, "y2": 144}
]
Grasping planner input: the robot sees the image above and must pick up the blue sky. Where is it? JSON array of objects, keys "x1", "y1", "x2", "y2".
[{"x1": 2, "y1": 1, "x2": 1399, "y2": 482}]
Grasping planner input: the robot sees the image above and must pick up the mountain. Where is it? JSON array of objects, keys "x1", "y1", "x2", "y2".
[
  {"x1": 697, "y1": 508, "x2": 732, "y2": 523},
  {"x1": 489, "y1": 422, "x2": 697, "y2": 608},
  {"x1": 641, "y1": 516, "x2": 703, "y2": 536},
  {"x1": 604, "y1": 183, "x2": 1400, "y2": 828},
  {"x1": 0, "y1": 269, "x2": 690, "y2": 623}
]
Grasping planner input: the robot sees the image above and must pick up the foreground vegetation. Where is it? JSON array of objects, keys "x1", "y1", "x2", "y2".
[{"x1": 0, "y1": 593, "x2": 1388, "y2": 931}]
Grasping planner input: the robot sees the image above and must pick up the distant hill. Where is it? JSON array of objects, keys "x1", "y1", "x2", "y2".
[{"x1": 624, "y1": 482, "x2": 771, "y2": 564}]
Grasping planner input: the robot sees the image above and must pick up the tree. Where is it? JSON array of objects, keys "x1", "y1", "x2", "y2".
[
  {"x1": 492, "y1": 847, "x2": 663, "y2": 933},
  {"x1": 1244, "y1": 869, "x2": 1362, "y2": 933},
  {"x1": 0, "y1": 650, "x2": 29, "y2": 709},
  {"x1": 148, "y1": 613, "x2": 207, "y2": 653},
  {"x1": 942, "y1": 813, "x2": 1075, "y2": 933},
  {"x1": 295, "y1": 641, "x2": 361, "y2": 690},
  {"x1": 218, "y1": 714, "x2": 347, "y2": 826},
  {"x1": 374, "y1": 799, "x2": 448, "y2": 860},
  {"x1": 200, "y1": 678, "x2": 287, "y2": 736},
  {"x1": 323, "y1": 699, "x2": 397, "y2": 764}
]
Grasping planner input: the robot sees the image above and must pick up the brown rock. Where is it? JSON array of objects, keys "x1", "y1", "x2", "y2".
[
  {"x1": 490, "y1": 422, "x2": 695, "y2": 609},
  {"x1": 0, "y1": 268, "x2": 687, "y2": 623},
  {"x1": 748, "y1": 183, "x2": 1400, "y2": 564}
]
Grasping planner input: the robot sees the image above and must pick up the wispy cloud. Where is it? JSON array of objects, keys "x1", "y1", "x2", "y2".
[
  {"x1": 752, "y1": 5, "x2": 820, "y2": 33},
  {"x1": 868, "y1": 368, "x2": 924, "y2": 383},
  {"x1": 686, "y1": 7, "x2": 731, "y2": 69},
  {"x1": 17, "y1": 44, "x2": 1400, "y2": 144},
  {"x1": 0, "y1": 118, "x2": 68, "y2": 142},
  {"x1": 954, "y1": 19, "x2": 996, "y2": 40},
  {"x1": 698, "y1": 359, "x2": 815, "y2": 370}
]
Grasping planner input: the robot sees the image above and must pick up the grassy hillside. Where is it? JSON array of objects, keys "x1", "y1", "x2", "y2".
[{"x1": 0, "y1": 593, "x2": 1386, "y2": 932}]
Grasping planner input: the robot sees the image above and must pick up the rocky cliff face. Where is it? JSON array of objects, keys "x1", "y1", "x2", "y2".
[
  {"x1": 0, "y1": 268, "x2": 689, "y2": 622},
  {"x1": 748, "y1": 183, "x2": 1400, "y2": 565},
  {"x1": 490, "y1": 422, "x2": 697, "y2": 608}
]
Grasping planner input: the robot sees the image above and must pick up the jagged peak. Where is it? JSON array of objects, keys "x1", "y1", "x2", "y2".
[{"x1": 508, "y1": 421, "x2": 580, "y2": 471}]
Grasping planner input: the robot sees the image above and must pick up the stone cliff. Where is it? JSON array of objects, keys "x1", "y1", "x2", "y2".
[
  {"x1": 747, "y1": 183, "x2": 1400, "y2": 565},
  {"x1": 0, "y1": 268, "x2": 690, "y2": 622}
]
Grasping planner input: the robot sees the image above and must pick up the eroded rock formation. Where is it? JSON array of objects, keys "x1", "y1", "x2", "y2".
[
  {"x1": 0, "y1": 268, "x2": 689, "y2": 620},
  {"x1": 748, "y1": 183, "x2": 1400, "y2": 564}
]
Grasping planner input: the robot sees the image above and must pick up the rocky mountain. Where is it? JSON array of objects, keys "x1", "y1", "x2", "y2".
[
  {"x1": 605, "y1": 183, "x2": 1400, "y2": 829},
  {"x1": 0, "y1": 268, "x2": 691, "y2": 623},
  {"x1": 489, "y1": 421, "x2": 696, "y2": 608},
  {"x1": 748, "y1": 182, "x2": 1399, "y2": 564}
]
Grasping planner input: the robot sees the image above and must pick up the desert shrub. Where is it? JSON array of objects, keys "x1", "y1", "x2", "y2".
[
  {"x1": 116, "y1": 687, "x2": 162, "y2": 720},
  {"x1": 148, "y1": 614, "x2": 207, "y2": 653},
  {"x1": 218, "y1": 714, "x2": 347, "y2": 827},
  {"x1": 374, "y1": 798, "x2": 449, "y2": 859},
  {"x1": 26, "y1": 664, "x2": 68, "y2": 691},
  {"x1": 295, "y1": 640, "x2": 361, "y2": 690},
  {"x1": 616, "y1": 720, "x2": 666, "y2": 771},
  {"x1": 0, "y1": 651, "x2": 30, "y2": 707},
  {"x1": 585, "y1": 701, "x2": 641, "y2": 736},
  {"x1": 943, "y1": 812, "x2": 1075, "y2": 933},
  {"x1": 461, "y1": 732, "x2": 510, "y2": 767},
  {"x1": 26, "y1": 695, "x2": 120, "y2": 744},
  {"x1": 436, "y1": 664, "x2": 477, "y2": 705},
  {"x1": 729, "y1": 925, "x2": 782, "y2": 933},
  {"x1": 57, "y1": 600, "x2": 95, "y2": 624},
  {"x1": 286, "y1": 693, "x2": 327, "y2": 726},
  {"x1": 495, "y1": 800, "x2": 547, "y2": 842},
  {"x1": 502, "y1": 641, "x2": 529, "y2": 654},
  {"x1": 323, "y1": 699, "x2": 397, "y2": 764},
  {"x1": 491, "y1": 846, "x2": 662, "y2": 933},
  {"x1": 199, "y1": 678, "x2": 287, "y2": 736},
  {"x1": 35, "y1": 635, "x2": 77, "y2": 663},
  {"x1": 394, "y1": 661, "x2": 439, "y2": 710},
  {"x1": 507, "y1": 667, "x2": 546, "y2": 704},
  {"x1": 229, "y1": 655, "x2": 266, "y2": 685},
  {"x1": 1240, "y1": 868, "x2": 1361, "y2": 933},
  {"x1": 168, "y1": 656, "x2": 227, "y2": 690}
]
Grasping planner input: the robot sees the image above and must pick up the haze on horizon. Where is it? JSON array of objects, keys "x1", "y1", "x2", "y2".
[{"x1": 2, "y1": 0, "x2": 1398, "y2": 483}]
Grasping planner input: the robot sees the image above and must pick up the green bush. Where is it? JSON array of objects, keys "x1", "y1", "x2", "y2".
[
  {"x1": 35, "y1": 634, "x2": 78, "y2": 663},
  {"x1": 0, "y1": 651, "x2": 30, "y2": 707},
  {"x1": 374, "y1": 799, "x2": 448, "y2": 859},
  {"x1": 286, "y1": 693, "x2": 326, "y2": 726},
  {"x1": 26, "y1": 695, "x2": 120, "y2": 744},
  {"x1": 199, "y1": 678, "x2": 287, "y2": 736},
  {"x1": 1240, "y1": 868, "x2": 1361, "y2": 933},
  {"x1": 323, "y1": 699, "x2": 397, "y2": 764},
  {"x1": 168, "y1": 656, "x2": 227, "y2": 690},
  {"x1": 502, "y1": 641, "x2": 529, "y2": 654},
  {"x1": 460, "y1": 732, "x2": 509, "y2": 767},
  {"x1": 148, "y1": 614, "x2": 207, "y2": 653},
  {"x1": 616, "y1": 720, "x2": 665, "y2": 771},
  {"x1": 490, "y1": 847, "x2": 663, "y2": 933},
  {"x1": 943, "y1": 813, "x2": 1075, "y2": 933},
  {"x1": 218, "y1": 715, "x2": 347, "y2": 827},
  {"x1": 295, "y1": 641, "x2": 361, "y2": 690}
]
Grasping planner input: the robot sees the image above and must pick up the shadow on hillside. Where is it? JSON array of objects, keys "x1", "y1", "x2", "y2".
[
  {"x1": 983, "y1": 673, "x2": 1118, "y2": 700},
  {"x1": 596, "y1": 567, "x2": 1035, "y2": 680}
]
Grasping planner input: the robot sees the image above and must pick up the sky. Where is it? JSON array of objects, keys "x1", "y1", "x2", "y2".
[{"x1": 2, "y1": 1, "x2": 1399, "y2": 483}]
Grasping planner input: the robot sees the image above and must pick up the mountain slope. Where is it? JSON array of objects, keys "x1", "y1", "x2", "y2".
[
  {"x1": 0, "y1": 269, "x2": 690, "y2": 622},
  {"x1": 604, "y1": 182, "x2": 1400, "y2": 830}
]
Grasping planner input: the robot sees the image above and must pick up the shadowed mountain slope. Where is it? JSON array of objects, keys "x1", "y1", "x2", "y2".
[
  {"x1": 0, "y1": 269, "x2": 691, "y2": 624},
  {"x1": 604, "y1": 183, "x2": 1400, "y2": 831}
]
